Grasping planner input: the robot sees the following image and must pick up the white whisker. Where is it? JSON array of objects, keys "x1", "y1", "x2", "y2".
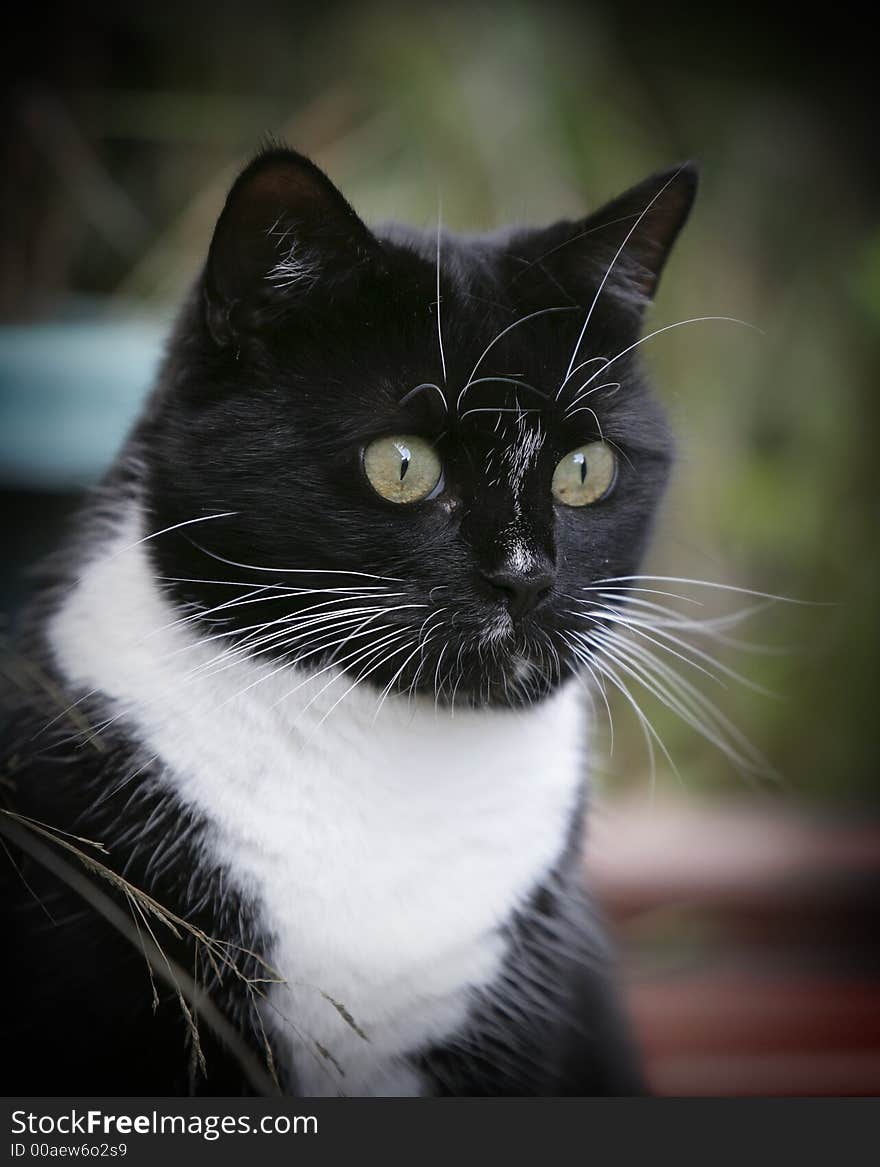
[
  {"x1": 562, "y1": 381, "x2": 620, "y2": 416},
  {"x1": 398, "y1": 382, "x2": 449, "y2": 414},
  {"x1": 270, "y1": 624, "x2": 412, "y2": 711},
  {"x1": 596, "y1": 574, "x2": 812, "y2": 605},
  {"x1": 559, "y1": 631, "x2": 615, "y2": 753},
  {"x1": 458, "y1": 306, "x2": 577, "y2": 413},
  {"x1": 75, "y1": 511, "x2": 237, "y2": 583},
  {"x1": 587, "y1": 626, "x2": 774, "y2": 778},
  {"x1": 189, "y1": 542, "x2": 404, "y2": 583},
  {"x1": 297, "y1": 629, "x2": 416, "y2": 730},
  {"x1": 435, "y1": 198, "x2": 447, "y2": 384},
  {"x1": 567, "y1": 316, "x2": 762, "y2": 397}
]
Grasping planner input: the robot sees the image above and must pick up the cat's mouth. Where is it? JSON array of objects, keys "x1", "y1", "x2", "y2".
[
  {"x1": 225, "y1": 585, "x2": 578, "y2": 709},
  {"x1": 329, "y1": 607, "x2": 571, "y2": 709},
  {"x1": 435, "y1": 626, "x2": 566, "y2": 707}
]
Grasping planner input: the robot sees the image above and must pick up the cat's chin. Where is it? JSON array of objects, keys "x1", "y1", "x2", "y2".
[{"x1": 337, "y1": 629, "x2": 572, "y2": 710}]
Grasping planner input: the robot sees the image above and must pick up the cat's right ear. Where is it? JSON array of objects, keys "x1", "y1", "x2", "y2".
[
  {"x1": 516, "y1": 163, "x2": 698, "y2": 322},
  {"x1": 204, "y1": 147, "x2": 381, "y2": 346}
]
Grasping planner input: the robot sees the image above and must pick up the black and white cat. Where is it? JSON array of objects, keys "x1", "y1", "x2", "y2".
[{"x1": 0, "y1": 148, "x2": 697, "y2": 1096}]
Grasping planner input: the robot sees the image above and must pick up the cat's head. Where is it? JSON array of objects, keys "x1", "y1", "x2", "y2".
[{"x1": 143, "y1": 147, "x2": 696, "y2": 707}]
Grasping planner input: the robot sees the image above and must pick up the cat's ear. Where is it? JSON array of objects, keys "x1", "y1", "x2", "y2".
[
  {"x1": 527, "y1": 163, "x2": 698, "y2": 316},
  {"x1": 204, "y1": 147, "x2": 381, "y2": 345}
]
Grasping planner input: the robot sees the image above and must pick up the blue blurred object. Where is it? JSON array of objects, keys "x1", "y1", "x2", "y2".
[{"x1": 0, "y1": 316, "x2": 166, "y2": 488}]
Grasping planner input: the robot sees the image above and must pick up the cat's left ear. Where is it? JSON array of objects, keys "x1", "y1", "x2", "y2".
[
  {"x1": 204, "y1": 147, "x2": 382, "y2": 345},
  {"x1": 524, "y1": 163, "x2": 698, "y2": 316}
]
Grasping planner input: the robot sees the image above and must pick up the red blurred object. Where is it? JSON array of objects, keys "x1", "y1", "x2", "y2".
[{"x1": 587, "y1": 797, "x2": 880, "y2": 1096}]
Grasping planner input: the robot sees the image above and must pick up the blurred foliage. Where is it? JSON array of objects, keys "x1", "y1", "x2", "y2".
[{"x1": 1, "y1": 0, "x2": 877, "y2": 802}]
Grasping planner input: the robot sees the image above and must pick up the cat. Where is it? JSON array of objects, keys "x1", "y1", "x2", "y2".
[{"x1": 0, "y1": 146, "x2": 697, "y2": 1096}]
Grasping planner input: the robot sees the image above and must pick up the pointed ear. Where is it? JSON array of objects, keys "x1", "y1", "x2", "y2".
[
  {"x1": 524, "y1": 163, "x2": 698, "y2": 317},
  {"x1": 591, "y1": 162, "x2": 698, "y2": 300},
  {"x1": 204, "y1": 147, "x2": 381, "y2": 345}
]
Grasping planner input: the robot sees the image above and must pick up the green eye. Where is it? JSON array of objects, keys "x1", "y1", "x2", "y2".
[
  {"x1": 552, "y1": 442, "x2": 617, "y2": 506},
  {"x1": 363, "y1": 434, "x2": 443, "y2": 504}
]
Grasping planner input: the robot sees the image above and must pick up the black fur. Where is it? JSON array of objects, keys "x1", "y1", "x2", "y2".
[{"x1": 0, "y1": 147, "x2": 696, "y2": 1095}]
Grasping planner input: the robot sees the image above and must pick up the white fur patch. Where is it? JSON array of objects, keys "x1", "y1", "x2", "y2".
[
  {"x1": 504, "y1": 416, "x2": 544, "y2": 508},
  {"x1": 501, "y1": 521, "x2": 538, "y2": 574},
  {"x1": 49, "y1": 503, "x2": 588, "y2": 1096},
  {"x1": 495, "y1": 417, "x2": 545, "y2": 576}
]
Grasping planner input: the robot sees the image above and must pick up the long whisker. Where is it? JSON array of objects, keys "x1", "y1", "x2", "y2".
[
  {"x1": 191, "y1": 607, "x2": 404, "y2": 682},
  {"x1": 211, "y1": 620, "x2": 407, "y2": 716},
  {"x1": 568, "y1": 607, "x2": 723, "y2": 687},
  {"x1": 559, "y1": 356, "x2": 611, "y2": 392},
  {"x1": 158, "y1": 575, "x2": 392, "y2": 593},
  {"x1": 592, "y1": 592, "x2": 779, "y2": 651},
  {"x1": 562, "y1": 382, "x2": 620, "y2": 416},
  {"x1": 432, "y1": 641, "x2": 449, "y2": 711},
  {"x1": 559, "y1": 631, "x2": 615, "y2": 753},
  {"x1": 569, "y1": 633, "x2": 678, "y2": 790},
  {"x1": 398, "y1": 382, "x2": 449, "y2": 413},
  {"x1": 211, "y1": 594, "x2": 412, "y2": 652},
  {"x1": 436, "y1": 197, "x2": 447, "y2": 384},
  {"x1": 567, "y1": 316, "x2": 762, "y2": 396},
  {"x1": 61, "y1": 614, "x2": 383, "y2": 751},
  {"x1": 196, "y1": 602, "x2": 424, "y2": 686},
  {"x1": 595, "y1": 574, "x2": 814, "y2": 605},
  {"x1": 579, "y1": 583, "x2": 704, "y2": 606},
  {"x1": 167, "y1": 595, "x2": 406, "y2": 668},
  {"x1": 296, "y1": 628, "x2": 417, "y2": 727},
  {"x1": 372, "y1": 633, "x2": 440, "y2": 723},
  {"x1": 271, "y1": 625, "x2": 413, "y2": 712},
  {"x1": 601, "y1": 626, "x2": 772, "y2": 763},
  {"x1": 458, "y1": 306, "x2": 578, "y2": 413},
  {"x1": 75, "y1": 511, "x2": 237, "y2": 583},
  {"x1": 144, "y1": 584, "x2": 281, "y2": 640},
  {"x1": 588, "y1": 627, "x2": 773, "y2": 778},
  {"x1": 65, "y1": 600, "x2": 416, "y2": 751},
  {"x1": 310, "y1": 633, "x2": 424, "y2": 733},
  {"x1": 188, "y1": 541, "x2": 404, "y2": 583},
  {"x1": 562, "y1": 405, "x2": 604, "y2": 439},
  {"x1": 575, "y1": 601, "x2": 772, "y2": 693},
  {"x1": 404, "y1": 609, "x2": 449, "y2": 708}
]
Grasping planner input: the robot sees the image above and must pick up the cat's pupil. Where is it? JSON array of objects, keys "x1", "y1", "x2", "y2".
[
  {"x1": 397, "y1": 444, "x2": 411, "y2": 481},
  {"x1": 577, "y1": 454, "x2": 587, "y2": 484}
]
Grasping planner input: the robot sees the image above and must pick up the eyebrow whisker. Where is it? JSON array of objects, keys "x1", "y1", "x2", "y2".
[
  {"x1": 458, "y1": 305, "x2": 578, "y2": 413},
  {"x1": 398, "y1": 382, "x2": 449, "y2": 413},
  {"x1": 435, "y1": 199, "x2": 448, "y2": 385}
]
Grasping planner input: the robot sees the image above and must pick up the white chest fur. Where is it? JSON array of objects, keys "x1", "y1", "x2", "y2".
[{"x1": 49, "y1": 506, "x2": 588, "y2": 1095}]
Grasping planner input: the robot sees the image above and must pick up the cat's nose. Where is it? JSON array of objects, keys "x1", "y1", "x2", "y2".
[{"x1": 481, "y1": 562, "x2": 554, "y2": 620}]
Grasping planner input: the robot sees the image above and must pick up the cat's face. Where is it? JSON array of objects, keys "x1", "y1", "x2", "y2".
[{"x1": 145, "y1": 150, "x2": 696, "y2": 706}]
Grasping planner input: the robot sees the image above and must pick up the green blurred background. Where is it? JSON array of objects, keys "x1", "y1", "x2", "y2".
[{"x1": 2, "y1": 0, "x2": 876, "y2": 803}]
